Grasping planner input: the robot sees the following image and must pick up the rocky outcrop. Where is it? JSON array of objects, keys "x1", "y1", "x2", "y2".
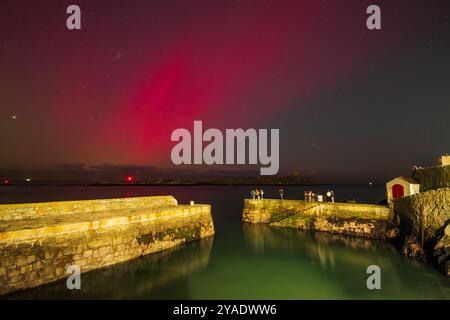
[
  {"x1": 394, "y1": 188, "x2": 450, "y2": 243},
  {"x1": 394, "y1": 188, "x2": 450, "y2": 276},
  {"x1": 434, "y1": 224, "x2": 450, "y2": 277}
]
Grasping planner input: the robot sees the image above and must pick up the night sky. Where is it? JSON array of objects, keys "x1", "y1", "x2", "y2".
[{"x1": 1, "y1": 0, "x2": 449, "y2": 183}]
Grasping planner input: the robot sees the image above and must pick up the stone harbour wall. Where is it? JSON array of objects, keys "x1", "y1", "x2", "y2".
[
  {"x1": 7, "y1": 237, "x2": 214, "y2": 299},
  {"x1": 0, "y1": 196, "x2": 215, "y2": 295},
  {"x1": 242, "y1": 199, "x2": 391, "y2": 238},
  {"x1": 0, "y1": 195, "x2": 178, "y2": 221}
]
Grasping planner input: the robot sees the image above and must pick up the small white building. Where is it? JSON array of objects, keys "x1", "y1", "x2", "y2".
[{"x1": 386, "y1": 177, "x2": 420, "y2": 203}]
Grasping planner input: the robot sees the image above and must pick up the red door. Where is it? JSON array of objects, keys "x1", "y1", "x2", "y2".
[{"x1": 392, "y1": 184, "x2": 404, "y2": 199}]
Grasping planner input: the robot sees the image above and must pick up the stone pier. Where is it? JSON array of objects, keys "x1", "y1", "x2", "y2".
[
  {"x1": 242, "y1": 199, "x2": 391, "y2": 238},
  {"x1": 0, "y1": 196, "x2": 215, "y2": 295}
]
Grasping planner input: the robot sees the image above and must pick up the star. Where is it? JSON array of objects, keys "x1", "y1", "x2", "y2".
[{"x1": 11, "y1": 115, "x2": 17, "y2": 120}]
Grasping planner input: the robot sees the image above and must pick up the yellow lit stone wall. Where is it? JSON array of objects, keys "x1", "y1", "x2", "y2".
[
  {"x1": 0, "y1": 196, "x2": 214, "y2": 295},
  {"x1": 0, "y1": 195, "x2": 178, "y2": 221},
  {"x1": 413, "y1": 165, "x2": 450, "y2": 192},
  {"x1": 242, "y1": 199, "x2": 391, "y2": 238}
]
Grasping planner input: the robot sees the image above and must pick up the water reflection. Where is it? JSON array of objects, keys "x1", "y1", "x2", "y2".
[
  {"x1": 7, "y1": 236, "x2": 214, "y2": 299},
  {"x1": 243, "y1": 223, "x2": 386, "y2": 269}
]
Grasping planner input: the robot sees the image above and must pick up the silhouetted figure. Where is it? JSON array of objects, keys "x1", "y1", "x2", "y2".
[
  {"x1": 278, "y1": 188, "x2": 284, "y2": 200},
  {"x1": 327, "y1": 190, "x2": 334, "y2": 202}
]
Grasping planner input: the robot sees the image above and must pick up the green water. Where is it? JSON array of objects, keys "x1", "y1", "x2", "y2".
[{"x1": 2, "y1": 186, "x2": 450, "y2": 299}]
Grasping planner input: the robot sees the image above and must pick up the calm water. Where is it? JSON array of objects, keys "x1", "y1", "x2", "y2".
[{"x1": 1, "y1": 185, "x2": 449, "y2": 299}]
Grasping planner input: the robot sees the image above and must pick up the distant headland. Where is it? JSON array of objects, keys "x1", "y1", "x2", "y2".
[
  {"x1": 1, "y1": 173, "x2": 315, "y2": 186},
  {"x1": 94, "y1": 173, "x2": 315, "y2": 186}
]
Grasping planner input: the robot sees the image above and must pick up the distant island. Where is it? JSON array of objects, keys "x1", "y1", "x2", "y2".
[
  {"x1": 1, "y1": 173, "x2": 315, "y2": 186},
  {"x1": 206, "y1": 173, "x2": 315, "y2": 185}
]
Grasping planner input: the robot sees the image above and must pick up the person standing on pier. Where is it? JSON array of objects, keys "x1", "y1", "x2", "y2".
[
  {"x1": 260, "y1": 189, "x2": 264, "y2": 199},
  {"x1": 251, "y1": 190, "x2": 256, "y2": 199},
  {"x1": 255, "y1": 189, "x2": 260, "y2": 200}
]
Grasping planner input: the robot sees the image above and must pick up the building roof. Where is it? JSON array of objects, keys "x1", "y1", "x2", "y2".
[{"x1": 388, "y1": 176, "x2": 419, "y2": 184}]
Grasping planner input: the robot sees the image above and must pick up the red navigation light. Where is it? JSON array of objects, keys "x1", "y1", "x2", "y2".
[
  {"x1": 125, "y1": 175, "x2": 135, "y2": 183},
  {"x1": 3, "y1": 179, "x2": 10, "y2": 185}
]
